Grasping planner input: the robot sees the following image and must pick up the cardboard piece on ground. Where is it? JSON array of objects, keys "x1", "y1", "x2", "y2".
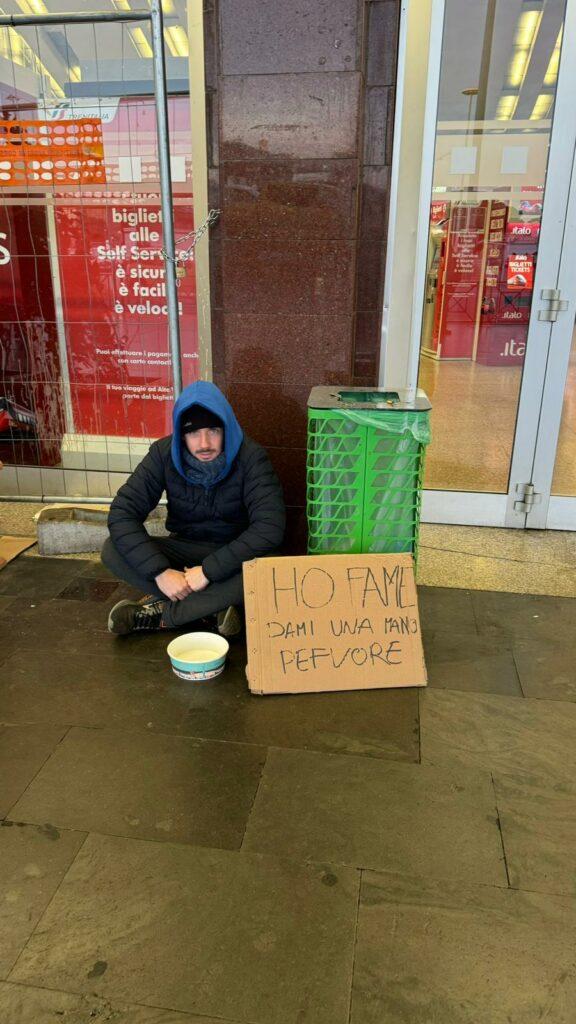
[
  {"x1": 0, "y1": 535, "x2": 36, "y2": 570},
  {"x1": 34, "y1": 504, "x2": 110, "y2": 523},
  {"x1": 243, "y1": 553, "x2": 427, "y2": 695}
]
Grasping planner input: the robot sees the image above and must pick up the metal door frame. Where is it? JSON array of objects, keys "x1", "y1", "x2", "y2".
[
  {"x1": 525, "y1": 145, "x2": 576, "y2": 531},
  {"x1": 503, "y1": 0, "x2": 576, "y2": 530}
]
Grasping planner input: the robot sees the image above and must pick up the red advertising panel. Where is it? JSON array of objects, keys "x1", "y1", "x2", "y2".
[
  {"x1": 481, "y1": 199, "x2": 508, "y2": 301},
  {"x1": 506, "y1": 254, "x2": 534, "y2": 290},
  {"x1": 53, "y1": 95, "x2": 198, "y2": 440},
  {"x1": 55, "y1": 197, "x2": 198, "y2": 439},
  {"x1": 506, "y1": 220, "x2": 540, "y2": 241},
  {"x1": 0, "y1": 202, "x2": 64, "y2": 465},
  {"x1": 436, "y1": 202, "x2": 487, "y2": 359},
  {"x1": 476, "y1": 206, "x2": 538, "y2": 367},
  {"x1": 423, "y1": 200, "x2": 450, "y2": 356},
  {"x1": 430, "y1": 200, "x2": 449, "y2": 225}
]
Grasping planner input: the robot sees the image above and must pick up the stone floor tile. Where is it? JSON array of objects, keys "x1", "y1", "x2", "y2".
[
  {"x1": 425, "y1": 632, "x2": 521, "y2": 696},
  {"x1": 0, "y1": 650, "x2": 188, "y2": 733},
  {"x1": 79, "y1": 559, "x2": 117, "y2": 579},
  {"x1": 243, "y1": 748, "x2": 506, "y2": 885},
  {"x1": 9, "y1": 833, "x2": 359, "y2": 1024},
  {"x1": 513, "y1": 639, "x2": 576, "y2": 701},
  {"x1": 0, "y1": 981, "x2": 246, "y2": 1023},
  {"x1": 105, "y1": 630, "x2": 188, "y2": 663},
  {"x1": 421, "y1": 523, "x2": 571, "y2": 568},
  {"x1": 9, "y1": 727, "x2": 266, "y2": 849},
  {"x1": 0, "y1": 822, "x2": 85, "y2": 978},
  {"x1": 0, "y1": 598, "x2": 180, "y2": 662},
  {"x1": 420, "y1": 689, "x2": 576, "y2": 783},
  {"x1": 0, "y1": 724, "x2": 67, "y2": 818},
  {"x1": 174, "y1": 644, "x2": 420, "y2": 761},
  {"x1": 0, "y1": 556, "x2": 86, "y2": 600},
  {"x1": 494, "y1": 772, "x2": 576, "y2": 898},
  {"x1": 56, "y1": 577, "x2": 122, "y2": 602},
  {"x1": 471, "y1": 590, "x2": 576, "y2": 641},
  {"x1": 417, "y1": 586, "x2": 478, "y2": 636},
  {"x1": 351, "y1": 870, "x2": 576, "y2": 1023},
  {"x1": 417, "y1": 543, "x2": 576, "y2": 597},
  {"x1": 0, "y1": 599, "x2": 108, "y2": 662}
]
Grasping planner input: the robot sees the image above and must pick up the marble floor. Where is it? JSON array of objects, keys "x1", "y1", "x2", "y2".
[{"x1": 1, "y1": 553, "x2": 576, "y2": 1022}]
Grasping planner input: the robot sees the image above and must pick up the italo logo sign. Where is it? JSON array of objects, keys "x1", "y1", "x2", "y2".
[
  {"x1": 507, "y1": 221, "x2": 540, "y2": 239},
  {"x1": 501, "y1": 337, "x2": 526, "y2": 357},
  {"x1": 0, "y1": 231, "x2": 11, "y2": 266}
]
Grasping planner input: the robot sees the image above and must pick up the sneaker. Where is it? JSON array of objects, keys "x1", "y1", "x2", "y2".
[
  {"x1": 216, "y1": 605, "x2": 243, "y2": 638},
  {"x1": 108, "y1": 598, "x2": 166, "y2": 636}
]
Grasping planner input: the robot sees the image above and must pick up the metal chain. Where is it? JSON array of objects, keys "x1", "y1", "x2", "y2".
[{"x1": 161, "y1": 208, "x2": 220, "y2": 264}]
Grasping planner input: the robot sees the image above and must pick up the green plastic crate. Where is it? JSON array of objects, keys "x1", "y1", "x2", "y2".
[{"x1": 307, "y1": 387, "x2": 431, "y2": 558}]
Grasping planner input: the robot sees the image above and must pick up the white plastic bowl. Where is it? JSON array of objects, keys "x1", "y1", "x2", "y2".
[{"x1": 167, "y1": 631, "x2": 229, "y2": 681}]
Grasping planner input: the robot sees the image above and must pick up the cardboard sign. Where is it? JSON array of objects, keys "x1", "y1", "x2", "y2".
[{"x1": 243, "y1": 554, "x2": 427, "y2": 696}]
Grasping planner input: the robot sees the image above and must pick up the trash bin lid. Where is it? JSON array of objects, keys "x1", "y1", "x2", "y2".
[{"x1": 308, "y1": 386, "x2": 431, "y2": 411}]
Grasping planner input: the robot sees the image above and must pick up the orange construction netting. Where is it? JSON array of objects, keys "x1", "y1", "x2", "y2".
[{"x1": 0, "y1": 117, "x2": 106, "y2": 186}]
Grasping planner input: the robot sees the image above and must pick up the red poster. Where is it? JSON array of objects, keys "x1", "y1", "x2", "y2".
[
  {"x1": 55, "y1": 198, "x2": 198, "y2": 439},
  {"x1": 476, "y1": 202, "x2": 534, "y2": 367},
  {"x1": 430, "y1": 200, "x2": 450, "y2": 225},
  {"x1": 436, "y1": 203, "x2": 487, "y2": 359},
  {"x1": 506, "y1": 254, "x2": 534, "y2": 290},
  {"x1": 482, "y1": 201, "x2": 508, "y2": 298},
  {"x1": 53, "y1": 95, "x2": 199, "y2": 440}
]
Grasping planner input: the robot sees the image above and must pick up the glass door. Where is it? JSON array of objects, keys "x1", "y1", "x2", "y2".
[{"x1": 415, "y1": 0, "x2": 576, "y2": 528}]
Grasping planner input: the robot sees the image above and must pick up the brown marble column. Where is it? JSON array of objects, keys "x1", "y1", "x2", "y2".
[{"x1": 204, "y1": 0, "x2": 401, "y2": 552}]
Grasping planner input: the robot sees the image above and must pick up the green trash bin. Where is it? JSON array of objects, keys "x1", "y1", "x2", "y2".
[{"x1": 307, "y1": 386, "x2": 432, "y2": 558}]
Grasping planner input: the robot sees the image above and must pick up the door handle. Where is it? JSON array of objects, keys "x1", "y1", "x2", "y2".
[{"x1": 538, "y1": 288, "x2": 569, "y2": 322}]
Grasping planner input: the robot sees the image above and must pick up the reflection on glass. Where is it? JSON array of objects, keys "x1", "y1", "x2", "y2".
[
  {"x1": 418, "y1": 0, "x2": 566, "y2": 493},
  {"x1": 0, "y1": 2, "x2": 197, "y2": 494},
  {"x1": 552, "y1": 326, "x2": 576, "y2": 496}
]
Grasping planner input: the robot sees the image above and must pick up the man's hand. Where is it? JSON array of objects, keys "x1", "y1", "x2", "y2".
[
  {"x1": 184, "y1": 565, "x2": 210, "y2": 592},
  {"x1": 155, "y1": 568, "x2": 192, "y2": 601}
]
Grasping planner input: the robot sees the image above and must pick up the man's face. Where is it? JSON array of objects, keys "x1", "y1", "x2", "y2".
[{"x1": 183, "y1": 427, "x2": 224, "y2": 462}]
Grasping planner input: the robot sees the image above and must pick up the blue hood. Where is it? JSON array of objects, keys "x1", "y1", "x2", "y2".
[{"x1": 171, "y1": 381, "x2": 243, "y2": 486}]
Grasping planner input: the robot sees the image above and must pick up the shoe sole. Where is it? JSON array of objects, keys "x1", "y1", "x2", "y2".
[
  {"x1": 108, "y1": 599, "x2": 135, "y2": 635},
  {"x1": 218, "y1": 606, "x2": 243, "y2": 638}
]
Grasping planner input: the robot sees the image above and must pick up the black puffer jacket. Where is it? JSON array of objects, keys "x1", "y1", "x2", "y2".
[{"x1": 107, "y1": 435, "x2": 286, "y2": 583}]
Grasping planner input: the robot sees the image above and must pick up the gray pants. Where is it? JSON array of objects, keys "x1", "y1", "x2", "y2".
[{"x1": 101, "y1": 535, "x2": 244, "y2": 629}]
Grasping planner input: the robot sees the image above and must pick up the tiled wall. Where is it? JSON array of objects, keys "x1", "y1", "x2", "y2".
[{"x1": 204, "y1": 0, "x2": 400, "y2": 551}]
